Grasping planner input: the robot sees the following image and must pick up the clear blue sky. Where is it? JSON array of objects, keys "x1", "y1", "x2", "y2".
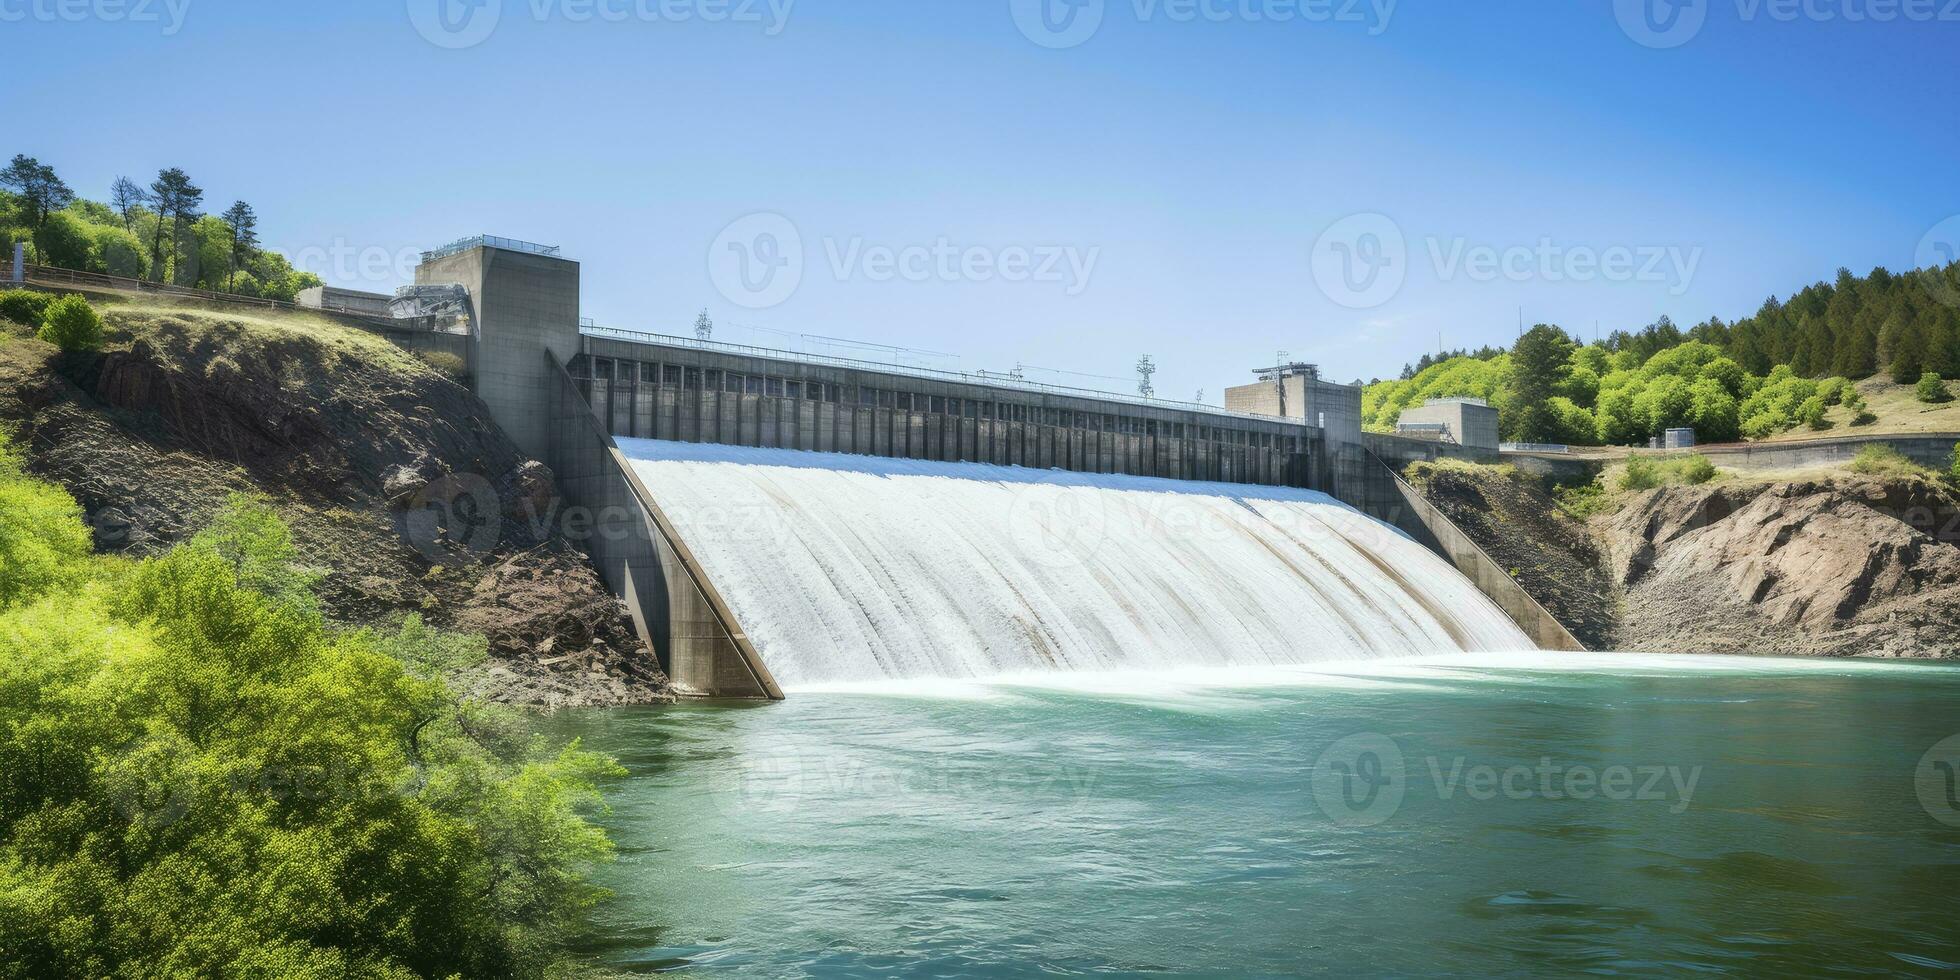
[{"x1": 13, "y1": 0, "x2": 1958, "y2": 398}]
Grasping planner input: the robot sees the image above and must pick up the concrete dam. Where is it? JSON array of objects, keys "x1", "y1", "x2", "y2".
[{"x1": 345, "y1": 237, "x2": 1581, "y2": 697}]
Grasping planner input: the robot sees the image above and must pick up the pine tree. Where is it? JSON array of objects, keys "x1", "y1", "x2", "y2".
[
  {"x1": 1888, "y1": 317, "x2": 1929, "y2": 385},
  {"x1": 146, "y1": 168, "x2": 202, "y2": 284},
  {"x1": 1834, "y1": 322, "x2": 1878, "y2": 378},
  {"x1": 0, "y1": 155, "x2": 73, "y2": 228},
  {"x1": 220, "y1": 201, "x2": 258, "y2": 292}
]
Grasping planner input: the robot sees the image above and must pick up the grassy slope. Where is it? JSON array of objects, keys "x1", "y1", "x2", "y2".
[{"x1": 1756, "y1": 375, "x2": 1960, "y2": 442}]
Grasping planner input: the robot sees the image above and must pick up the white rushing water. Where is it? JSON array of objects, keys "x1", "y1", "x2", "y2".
[{"x1": 619, "y1": 439, "x2": 1534, "y2": 687}]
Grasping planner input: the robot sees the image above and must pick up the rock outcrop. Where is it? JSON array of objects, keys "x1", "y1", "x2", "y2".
[{"x1": 1601, "y1": 477, "x2": 1960, "y2": 658}]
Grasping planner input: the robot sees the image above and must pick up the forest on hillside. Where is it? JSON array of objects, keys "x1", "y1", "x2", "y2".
[
  {"x1": 1364, "y1": 262, "x2": 1960, "y2": 446},
  {"x1": 1, "y1": 154, "x2": 321, "y2": 302}
]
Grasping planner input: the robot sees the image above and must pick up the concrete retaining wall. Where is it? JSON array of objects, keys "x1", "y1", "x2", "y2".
[
  {"x1": 544, "y1": 353, "x2": 780, "y2": 699},
  {"x1": 1353, "y1": 450, "x2": 1587, "y2": 652},
  {"x1": 1667, "y1": 433, "x2": 1959, "y2": 472}
]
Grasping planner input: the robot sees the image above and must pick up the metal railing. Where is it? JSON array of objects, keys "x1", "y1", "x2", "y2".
[
  {"x1": 10, "y1": 263, "x2": 434, "y2": 331},
  {"x1": 421, "y1": 235, "x2": 562, "y2": 262},
  {"x1": 578, "y1": 324, "x2": 1306, "y2": 425},
  {"x1": 13, "y1": 263, "x2": 294, "y2": 310}
]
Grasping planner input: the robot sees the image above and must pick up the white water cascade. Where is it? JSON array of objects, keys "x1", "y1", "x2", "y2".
[{"x1": 619, "y1": 439, "x2": 1534, "y2": 687}]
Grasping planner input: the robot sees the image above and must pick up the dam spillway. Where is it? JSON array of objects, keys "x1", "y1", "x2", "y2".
[{"x1": 617, "y1": 439, "x2": 1533, "y2": 687}]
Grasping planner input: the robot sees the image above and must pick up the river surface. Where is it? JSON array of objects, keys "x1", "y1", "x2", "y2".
[{"x1": 558, "y1": 653, "x2": 1960, "y2": 977}]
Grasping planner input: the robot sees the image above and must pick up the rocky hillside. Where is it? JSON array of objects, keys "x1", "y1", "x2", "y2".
[
  {"x1": 1601, "y1": 476, "x2": 1960, "y2": 659},
  {"x1": 1404, "y1": 458, "x2": 1960, "y2": 658},
  {"x1": 1403, "y1": 460, "x2": 1619, "y2": 649},
  {"x1": 0, "y1": 290, "x2": 669, "y2": 706}
]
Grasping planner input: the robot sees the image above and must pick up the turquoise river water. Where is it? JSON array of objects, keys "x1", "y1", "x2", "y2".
[{"x1": 557, "y1": 654, "x2": 1960, "y2": 977}]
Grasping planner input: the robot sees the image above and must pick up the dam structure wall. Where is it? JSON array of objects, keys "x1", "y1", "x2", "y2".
[{"x1": 413, "y1": 238, "x2": 1573, "y2": 696}]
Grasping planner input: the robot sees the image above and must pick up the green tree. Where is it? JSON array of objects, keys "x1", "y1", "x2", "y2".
[
  {"x1": 1833, "y1": 321, "x2": 1877, "y2": 378},
  {"x1": 219, "y1": 201, "x2": 258, "y2": 292},
  {"x1": 1888, "y1": 316, "x2": 1929, "y2": 385},
  {"x1": 1919, "y1": 372, "x2": 1953, "y2": 404},
  {"x1": 0, "y1": 155, "x2": 73, "y2": 228},
  {"x1": 145, "y1": 167, "x2": 202, "y2": 283},
  {"x1": 89, "y1": 224, "x2": 148, "y2": 278},
  {"x1": 109, "y1": 175, "x2": 146, "y2": 230},
  {"x1": 0, "y1": 428, "x2": 92, "y2": 607},
  {"x1": 0, "y1": 493, "x2": 624, "y2": 977},
  {"x1": 34, "y1": 293, "x2": 103, "y2": 352},
  {"x1": 1505, "y1": 324, "x2": 1572, "y2": 442},
  {"x1": 29, "y1": 210, "x2": 90, "y2": 269}
]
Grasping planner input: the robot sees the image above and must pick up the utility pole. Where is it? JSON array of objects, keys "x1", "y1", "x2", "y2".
[
  {"x1": 694, "y1": 308, "x2": 713, "y2": 342},
  {"x1": 1135, "y1": 354, "x2": 1157, "y2": 398}
]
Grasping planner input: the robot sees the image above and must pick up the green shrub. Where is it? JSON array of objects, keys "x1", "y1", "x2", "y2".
[
  {"x1": 1799, "y1": 395, "x2": 1829, "y2": 430},
  {"x1": 0, "y1": 288, "x2": 50, "y2": 325},
  {"x1": 419, "y1": 349, "x2": 468, "y2": 381},
  {"x1": 0, "y1": 428, "x2": 93, "y2": 607},
  {"x1": 1556, "y1": 479, "x2": 1614, "y2": 520},
  {"x1": 1616, "y1": 453, "x2": 1717, "y2": 491},
  {"x1": 1678, "y1": 454, "x2": 1718, "y2": 485},
  {"x1": 1620, "y1": 456, "x2": 1661, "y2": 490},
  {"x1": 1951, "y1": 442, "x2": 1960, "y2": 485},
  {"x1": 0, "y1": 493, "x2": 624, "y2": 977},
  {"x1": 35, "y1": 294, "x2": 102, "y2": 351},
  {"x1": 89, "y1": 223, "x2": 148, "y2": 278},
  {"x1": 1917, "y1": 372, "x2": 1953, "y2": 404},
  {"x1": 1848, "y1": 444, "x2": 1930, "y2": 479},
  {"x1": 1818, "y1": 377, "x2": 1847, "y2": 407},
  {"x1": 30, "y1": 210, "x2": 91, "y2": 269}
]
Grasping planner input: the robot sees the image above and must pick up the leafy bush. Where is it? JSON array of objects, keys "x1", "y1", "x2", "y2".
[
  {"x1": 1918, "y1": 372, "x2": 1953, "y2": 404},
  {"x1": 88, "y1": 223, "x2": 148, "y2": 278},
  {"x1": 419, "y1": 349, "x2": 468, "y2": 381},
  {"x1": 1799, "y1": 395, "x2": 1829, "y2": 430},
  {"x1": 1678, "y1": 454, "x2": 1718, "y2": 485},
  {"x1": 0, "y1": 492, "x2": 623, "y2": 977},
  {"x1": 1620, "y1": 457, "x2": 1661, "y2": 490},
  {"x1": 30, "y1": 210, "x2": 91, "y2": 269},
  {"x1": 1555, "y1": 479, "x2": 1614, "y2": 520},
  {"x1": 0, "y1": 427, "x2": 93, "y2": 607},
  {"x1": 35, "y1": 293, "x2": 103, "y2": 351},
  {"x1": 0, "y1": 288, "x2": 50, "y2": 325},
  {"x1": 1951, "y1": 442, "x2": 1960, "y2": 485},
  {"x1": 1617, "y1": 454, "x2": 1717, "y2": 491},
  {"x1": 1847, "y1": 444, "x2": 1931, "y2": 479}
]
